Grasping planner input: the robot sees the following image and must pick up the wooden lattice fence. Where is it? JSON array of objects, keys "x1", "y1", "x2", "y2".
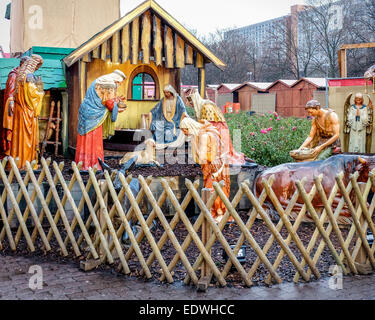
[{"x1": 0, "y1": 156, "x2": 374, "y2": 290}]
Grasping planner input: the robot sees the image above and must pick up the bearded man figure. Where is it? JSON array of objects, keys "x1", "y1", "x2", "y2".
[
  {"x1": 295, "y1": 100, "x2": 341, "y2": 162},
  {"x1": 9, "y1": 54, "x2": 44, "y2": 170},
  {"x1": 0, "y1": 56, "x2": 30, "y2": 158}
]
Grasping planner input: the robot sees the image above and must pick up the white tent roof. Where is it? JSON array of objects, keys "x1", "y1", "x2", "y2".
[{"x1": 303, "y1": 77, "x2": 326, "y2": 88}]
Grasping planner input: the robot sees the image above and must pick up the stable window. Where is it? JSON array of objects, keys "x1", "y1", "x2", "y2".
[
  {"x1": 129, "y1": 67, "x2": 160, "y2": 101},
  {"x1": 132, "y1": 73, "x2": 156, "y2": 100}
]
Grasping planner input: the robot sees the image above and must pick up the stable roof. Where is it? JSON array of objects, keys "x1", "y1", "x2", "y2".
[
  {"x1": 293, "y1": 77, "x2": 326, "y2": 88},
  {"x1": 267, "y1": 79, "x2": 298, "y2": 90},
  {"x1": 63, "y1": 0, "x2": 226, "y2": 70},
  {"x1": 233, "y1": 82, "x2": 273, "y2": 92},
  {"x1": 217, "y1": 83, "x2": 242, "y2": 92}
]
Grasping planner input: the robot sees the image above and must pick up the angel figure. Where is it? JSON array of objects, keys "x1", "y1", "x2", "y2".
[{"x1": 344, "y1": 92, "x2": 373, "y2": 153}]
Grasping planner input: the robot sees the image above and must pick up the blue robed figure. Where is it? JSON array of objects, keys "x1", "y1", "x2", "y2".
[
  {"x1": 149, "y1": 84, "x2": 188, "y2": 144},
  {"x1": 77, "y1": 80, "x2": 119, "y2": 137},
  {"x1": 75, "y1": 70, "x2": 127, "y2": 170}
]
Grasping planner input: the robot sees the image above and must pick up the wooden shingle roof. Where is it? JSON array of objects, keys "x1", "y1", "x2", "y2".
[{"x1": 63, "y1": 0, "x2": 226, "y2": 70}]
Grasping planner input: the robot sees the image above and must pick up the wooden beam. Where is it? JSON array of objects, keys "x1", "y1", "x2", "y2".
[
  {"x1": 101, "y1": 41, "x2": 107, "y2": 61},
  {"x1": 82, "y1": 53, "x2": 91, "y2": 63},
  {"x1": 185, "y1": 45, "x2": 193, "y2": 65},
  {"x1": 195, "y1": 52, "x2": 204, "y2": 69},
  {"x1": 132, "y1": 17, "x2": 140, "y2": 64},
  {"x1": 141, "y1": 11, "x2": 152, "y2": 64},
  {"x1": 175, "y1": 34, "x2": 185, "y2": 68},
  {"x1": 198, "y1": 67, "x2": 206, "y2": 98},
  {"x1": 340, "y1": 42, "x2": 375, "y2": 50},
  {"x1": 112, "y1": 31, "x2": 120, "y2": 64},
  {"x1": 153, "y1": 15, "x2": 163, "y2": 66},
  {"x1": 121, "y1": 24, "x2": 130, "y2": 63},
  {"x1": 165, "y1": 25, "x2": 174, "y2": 68},
  {"x1": 339, "y1": 49, "x2": 347, "y2": 78},
  {"x1": 92, "y1": 47, "x2": 100, "y2": 59},
  {"x1": 79, "y1": 60, "x2": 87, "y2": 104},
  {"x1": 61, "y1": 91, "x2": 69, "y2": 157}
]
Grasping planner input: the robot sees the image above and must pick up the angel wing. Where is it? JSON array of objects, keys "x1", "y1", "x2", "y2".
[
  {"x1": 343, "y1": 93, "x2": 352, "y2": 153},
  {"x1": 366, "y1": 94, "x2": 373, "y2": 135},
  {"x1": 343, "y1": 92, "x2": 352, "y2": 134},
  {"x1": 365, "y1": 94, "x2": 373, "y2": 153}
]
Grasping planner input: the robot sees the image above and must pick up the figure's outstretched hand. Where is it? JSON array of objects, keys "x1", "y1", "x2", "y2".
[
  {"x1": 115, "y1": 95, "x2": 127, "y2": 103},
  {"x1": 118, "y1": 101, "x2": 127, "y2": 113}
]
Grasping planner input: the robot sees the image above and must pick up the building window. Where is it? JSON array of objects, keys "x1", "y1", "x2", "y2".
[{"x1": 128, "y1": 66, "x2": 160, "y2": 101}]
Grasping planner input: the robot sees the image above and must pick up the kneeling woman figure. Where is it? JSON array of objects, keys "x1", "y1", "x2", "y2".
[{"x1": 180, "y1": 118, "x2": 232, "y2": 223}]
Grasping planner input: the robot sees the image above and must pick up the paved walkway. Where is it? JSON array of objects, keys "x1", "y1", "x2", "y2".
[{"x1": 0, "y1": 254, "x2": 374, "y2": 300}]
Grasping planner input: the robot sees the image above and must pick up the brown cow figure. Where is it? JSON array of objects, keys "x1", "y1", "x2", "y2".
[{"x1": 254, "y1": 154, "x2": 375, "y2": 224}]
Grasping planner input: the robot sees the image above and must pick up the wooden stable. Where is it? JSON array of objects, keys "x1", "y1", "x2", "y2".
[
  {"x1": 267, "y1": 80, "x2": 297, "y2": 117},
  {"x1": 63, "y1": 0, "x2": 226, "y2": 151},
  {"x1": 232, "y1": 82, "x2": 271, "y2": 112},
  {"x1": 216, "y1": 83, "x2": 241, "y2": 108},
  {"x1": 286, "y1": 78, "x2": 326, "y2": 117}
]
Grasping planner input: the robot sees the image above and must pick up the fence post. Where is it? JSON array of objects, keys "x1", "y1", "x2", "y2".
[
  {"x1": 198, "y1": 188, "x2": 213, "y2": 291},
  {"x1": 98, "y1": 180, "x2": 110, "y2": 260},
  {"x1": 354, "y1": 183, "x2": 372, "y2": 274}
]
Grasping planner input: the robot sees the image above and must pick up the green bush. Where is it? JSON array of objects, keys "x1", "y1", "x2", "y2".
[{"x1": 225, "y1": 111, "x2": 311, "y2": 167}]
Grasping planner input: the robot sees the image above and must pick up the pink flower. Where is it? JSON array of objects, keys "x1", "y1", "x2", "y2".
[
  {"x1": 273, "y1": 112, "x2": 279, "y2": 117},
  {"x1": 267, "y1": 127, "x2": 272, "y2": 132},
  {"x1": 260, "y1": 129, "x2": 268, "y2": 134},
  {"x1": 276, "y1": 118, "x2": 280, "y2": 121},
  {"x1": 263, "y1": 142, "x2": 267, "y2": 145},
  {"x1": 250, "y1": 132, "x2": 256, "y2": 136},
  {"x1": 292, "y1": 126, "x2": 297, "y2": 131},
  {"x1": 269, "y1": 118, "x2": 273, "y2": 121}
]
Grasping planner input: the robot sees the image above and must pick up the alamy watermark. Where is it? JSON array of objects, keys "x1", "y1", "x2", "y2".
[
  {"x1": 28, "y1": 265, "x2": 43, "y2": 290},
  {"x1": 28, "y1": 5, "x2": 43, "y2": 30},
  {"x1": 328, "y1": 265, "x2": 343, "y2": 290}
]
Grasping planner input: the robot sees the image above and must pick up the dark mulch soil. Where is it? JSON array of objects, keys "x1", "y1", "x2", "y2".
[
  {"x1": 36, "y1": 152, "x2": 203, "y2": 181},
  {"x1": 0, "y1": 210, "x2": 357, "y2": 288}
]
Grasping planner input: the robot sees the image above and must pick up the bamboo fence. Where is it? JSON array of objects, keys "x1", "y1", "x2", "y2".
[{"x1": 0, "y1": 156, "x2": 374, "y2": 290}]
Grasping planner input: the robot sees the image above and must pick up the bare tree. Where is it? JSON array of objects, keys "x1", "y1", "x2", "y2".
[
  {"x1": 344, "y1": 0, "x2": 375, "y2": 76},
  {"x1": 303, "y1": 0, "x2": 352, "y2": 77},
  {"x1": 182, "y1": 28, "x2": 266, "y2": 85}
]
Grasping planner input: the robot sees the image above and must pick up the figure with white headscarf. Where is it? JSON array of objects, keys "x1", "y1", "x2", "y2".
[
  {"x1": 148, "y1": 84, "x2": 188, "y2": 144},
  {"x1": 344, "y1": 92, "x2": 373, "y2": 153},
  {"x1": 180, "y1": 117, "x2": 232, "y2": 224},
  {"x1": 75, "y1": 70, "x2": 127, "y2": 170}
]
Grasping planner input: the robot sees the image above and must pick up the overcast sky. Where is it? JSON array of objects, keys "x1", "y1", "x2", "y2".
[
  {"x1": 0, "y1": 0, "x2": 306, "y2": 53},
  {"x1": 121, "y1": 0, "x2": 307, "y2": 36}
]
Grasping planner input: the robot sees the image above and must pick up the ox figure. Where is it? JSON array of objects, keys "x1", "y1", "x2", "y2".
[{"x1": 254, "y1": 154, "x2": 375, "y2": 225}]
